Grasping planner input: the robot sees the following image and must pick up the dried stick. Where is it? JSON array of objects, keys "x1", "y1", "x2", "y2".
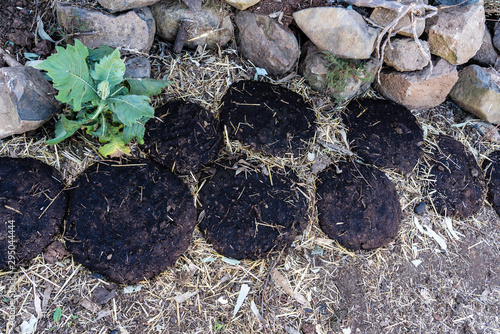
[{"x1": 0, "y1": 47, "x2": 22, "y2": 67}]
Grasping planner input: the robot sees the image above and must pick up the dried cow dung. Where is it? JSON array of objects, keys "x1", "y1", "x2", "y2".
[
  {"x1": 220, "y1": 80, "x2": 316, "y2": 157},
  {"x1": 483, "y1": 151, "x2": 500, "y2": 215},
  {"x1": 0, "y1": 157, "x2": 67, "y2": 270},
  {"x1": 142, "y1": 100, "x2": 222, "y2": 174},
  {"x1": 316, "y1": 161, "x2": 401, "y2": 250},
  {"x1": 423, "y1": 135, "x2": 485, "y2": 217},
  {"x1": 343, "y1": 99, "x2": 424, "y2": 174},
  {"x1": 198, "y1": 157, "x2": 308, "y2": 260},
  {"x1": 65, "y1": 160, "x2": 196, "y2": 284}
]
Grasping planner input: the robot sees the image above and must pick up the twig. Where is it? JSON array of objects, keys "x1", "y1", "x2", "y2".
[{"x1": 0, "y1": 47, "x2": 22, "y2": 67}]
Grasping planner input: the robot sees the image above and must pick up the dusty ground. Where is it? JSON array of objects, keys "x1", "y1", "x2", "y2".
[{"x1": 1, "y1": 1, "x2": 500, "y2": 334}]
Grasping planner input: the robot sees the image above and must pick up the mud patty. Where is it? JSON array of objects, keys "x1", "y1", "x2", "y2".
[
  {"x1": 198, "y1": 156, "x2": 308, "y2": 260},
  {"x1": 423, "y1": 135, "x2": 486, "y2": 218},
  {"x1": 343, "y1": 99, "x2": 424, "y2": 174},
  {"x1": 316, "y1": 161, "x2": 401, "y2": 250},
  {"x1": 0, "y1": 157, "x2": 67, "y2": 269},
  {"x1": 65, "y1": 160, "x2": 197, "y2": 284},
  {"x1": 143, "y1": 100, "x2": 222, "y2": 174},
  {"x1": 484, "y1": 151, "x2": 500, "y2": 216},
  {"x1": 220, "y1": 80, "x2": 316, "y2": 157}
]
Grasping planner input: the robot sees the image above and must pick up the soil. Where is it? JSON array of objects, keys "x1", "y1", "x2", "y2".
[
  {"x1": 483, "y1": 150, "x2": 500, "y2": 215},
  {"x1": 220, "y1": 80, "x2": 316, "y2": 157},
  {"x1": 423, "y1": 135, "x2": 486, "y2": 218},
  {"x1": 249, "y1": 0, "x2": 329, "y2": 27},
  {"x1": 0, "y1": 0, "x2": 56, "y2": 68},
  {"x1": 316, "y1": 160, "x2": 402, "y2": 250},
  {"x1": 197, "y1": 155, "x2": 308, "y2": 260},
  {"x1": 342, "y1": 98, "x2": 424, "y2": 175},
  {"x1": 142, "y1": 100, "x2": 222, "y2": 175},
  {"x1": 64, "y1": 159, "x2": 197, "y2": 284},
  {"x1": 0, "y1": 157, "x2": 67, "y2": 270}
]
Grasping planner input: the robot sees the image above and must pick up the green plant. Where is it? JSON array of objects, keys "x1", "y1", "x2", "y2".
[
  {"x1": 36, "y1": 40, "x2": 169, "y2": 157},
  {"x1": 53, "y1": 307, "x2": 62, "y2": 323},
  {"x1": 322, "y1": 52, "x2": 373, "y2": 104}
]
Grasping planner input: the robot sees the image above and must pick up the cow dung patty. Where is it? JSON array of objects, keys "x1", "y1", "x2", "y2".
[
  {"x1": 198, "y1": 156, "x2": 308, "y2": 260},
  {"x1": 343, "y1": 99, "x2": 424, "y2": 174},
  {"x1": 0, "y1": 157, "x2": 67, "y2": 270},
  {"x1": 220, "y1": 80, "x2": 316, "y2": 157},
  {"x1": 65, "y1": 159, "x2": 196, "y2": 284},
  {"x1": 143, "y1": 100, "x2": 222, "y2": 174},
  {"x1": 423, "y1": 135, "x2": 485, "y2": 218},
  {"x1": 316, "y1": 161, "x2": 401, "y2": 250}
]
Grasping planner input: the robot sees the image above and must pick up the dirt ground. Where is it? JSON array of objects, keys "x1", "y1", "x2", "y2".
[{"x1": 1, "y1": 0, "x2": 500, "y2": 334}]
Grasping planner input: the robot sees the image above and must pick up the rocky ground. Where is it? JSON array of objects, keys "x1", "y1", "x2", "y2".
[{"x1": 0, "y1": 0, "x2": 500, "y2": 333}]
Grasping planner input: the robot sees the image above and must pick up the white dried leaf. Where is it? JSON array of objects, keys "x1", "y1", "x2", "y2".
[
  {"x1": 233, "y1": 284, "x2": 250, "y2": 317},
  {"x1": 250, "y1": 300, "x2": 264, "y2": 323},
  {"x1": 174, "y1": 290, "x2": 199, "y2": 303},
  {"x1": 411, "y1": 259, "x2": 422, "y2": 267},
  {"x1": 413, "y1": 217, "x2": 447, "y2": 251},
  {"x1": 222, "y1": 257, "x2": 240, "y2": 265},
  {"x1": 443, "y1": 217, "x2": 464, "y2": 240},
  {"x1": 36, "y1": 16, "x2": 55, "y2": 43},
  {"x1": 20, "y1": 314, "x2": 37, "y2": 334},
  {"x1": 123, "y1": 285, "x2": 142, "y2": 294},
  {"x1": 271, "y1": 269, "x2": 307, "y2": 305},
  {"x1": 217, "y1": 296, "x2": 228, "y2": 304}
]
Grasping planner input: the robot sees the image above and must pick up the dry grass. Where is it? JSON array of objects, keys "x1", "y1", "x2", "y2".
[{"x1": 1, "y1": 41, "x2": 500, "y2": 334}]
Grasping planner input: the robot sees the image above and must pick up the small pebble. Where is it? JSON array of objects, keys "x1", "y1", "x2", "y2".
[{"x1": 414, "y1": 201, "x2": 426, "y2": 215}]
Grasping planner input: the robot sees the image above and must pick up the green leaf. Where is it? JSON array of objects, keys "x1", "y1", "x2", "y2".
[
  {"x1": 107, "y1": 95, "x2": 154, "y2": 127},
  {"x1": 122, "y1": 120, "x2": 147, "y2": 144},
  {"x1": 125, "y1": 78, "x2": 170, "y2": 96},
  {"x1": 46, "y1": 116, "x2": 84, "y2": 145},
  {"x1": 53, "y1": 307, "x2": 62, "y2": 323},
  {"x1": 99, "y1": 126, "x2": 131, "y2": 157},
  {"x1": 90, "y1": 48, "x2": 125, "y2": 88},
  {"x1": 88, "y1": 45, "x2": 115, "y2": 64},
  {"x1": 35, "y1": 39, "x2": 97, "y2": 111}
]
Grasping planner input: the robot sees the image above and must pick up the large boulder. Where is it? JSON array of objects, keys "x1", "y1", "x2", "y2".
[
  {"x1": 383, "y1": 38, "x2": 430, "y2": 72},
  {"x1": 426, "y1": 3, "x2": 485, "y2": 65},
  {"x1": 56, "y1": 3, "x2": 156, "y2": 52},
  {"x1": 235, "y1": 11, "x2": 299, "y2": 75},
  {"x1": 225, "y1": 0, "x2": 260, "y2": 10},
  {"x1": 449, "y1": 65, "x2": 500, "y2": 124},
  {"x1": 293, "y1": 7, "x2": 379, "y2": 59},
  {"x1": 370, "y1": 1, "x2": 425, "y2": 38},
  {"x1": 299, "y1": 41, "x2": 379, "y2": 102},
  {"x1": 472, "y1": 24, "x2": 498, "y2": 66},
  {"x1": 98, "y1": 0, "x2": 160, "y2": 12},
  {"x1": 375, "y1": 57, "x2": 458, "y2": 110},
  {"x1": 0, "y1": 66, "x2": 60, "y2": 139},
  {"x1": 493, "y1": 20, "x2": 500, "y2": 52},
  {"x1": 151, "y1": 0, "x2": 233, "y2": 50}
]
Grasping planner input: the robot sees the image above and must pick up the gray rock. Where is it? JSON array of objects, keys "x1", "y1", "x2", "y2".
[
  {"x1": 98, "y1": 0, "x2": 160, "y2": 13},
  {"x1": 235, "y1": 11, "x2": 299, "y2": 75},
  {"x1": 375, "y1": 57, "x2": 458, "y2": 110},
  {"x1": 225, "y1": 0, "x2": 260, "y2": 10},
  {"x1": 383, "y1": 38, "x2": 430, "y2": 72},
  {"x1": 370, "y1": 2, "x2": 425, "y2": 38},
  {"x1": 0, "y1": 66, "x2": 60, "y2": 139},
  {"x1": 426, "y1": 3, "x2": 485, "y2": 65},
  {"x1": 293, "y1": 7, "x2": 379, "y2": 59},
  {"x1": 449, "y1": 65, "x2": 500, "y2": 124},
  {"x1": 299, "y1": 41, "x2": 379, "y2": 102},
  {"x1": 151, "y1": 0, "x2": 233, "y2": 50},
  {"x1": 56, "y1": 3, "x2": 156, "y2": 52},
  {"x1": 493, "y1": 20, "x2": 500, "y2": 52},
  {"x1": 124, "y1": 56, "x2": 151, "y2": 78},
  {"x1": 472, "y1": 24, "x2": 498, "y2": 66}
]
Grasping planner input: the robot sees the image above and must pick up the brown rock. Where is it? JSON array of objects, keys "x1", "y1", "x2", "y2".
[
  {"x1": 426, "y1": 3, "x2": 485, "y2": 65},
  {"x1": 375, "y1": 57, "x2": 458, "y2": 110},
  {"x1": 151, "y1": 0, "x2": 233, "y2": 50},
  {"x1": 383, "y1": 38, "x2": 430, "y2": 72},
  {"x1": 293, "y1": 7, "x2": 379, "y2": 59},
  {"x1": 225, "y1": 0, "x2": 260, "y2": 10},
  {"x1": 449, "y1": 65, "x2": 500, "y2": 124},
  {"x1": 235, "y1": 11, "x2": 299, "y2": 75},
  {"x1": 370, "y1": 2, "x2": 425, "y2": 38},
  {"x1": 299, "y1": 41, "x2": 379, "y2": 102},
  {"x1": 472, "y1": 24, "x2": 498, "y2": 66},
  {"x1": 97, "y1": 0, "x2": 160, "y2": 12},
  {"x1": 56, "y1": 3, "x2": 156, "y2": 52},
  {"x1": 0, "y1": 66, "x2": 60, "y2": 139}
]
